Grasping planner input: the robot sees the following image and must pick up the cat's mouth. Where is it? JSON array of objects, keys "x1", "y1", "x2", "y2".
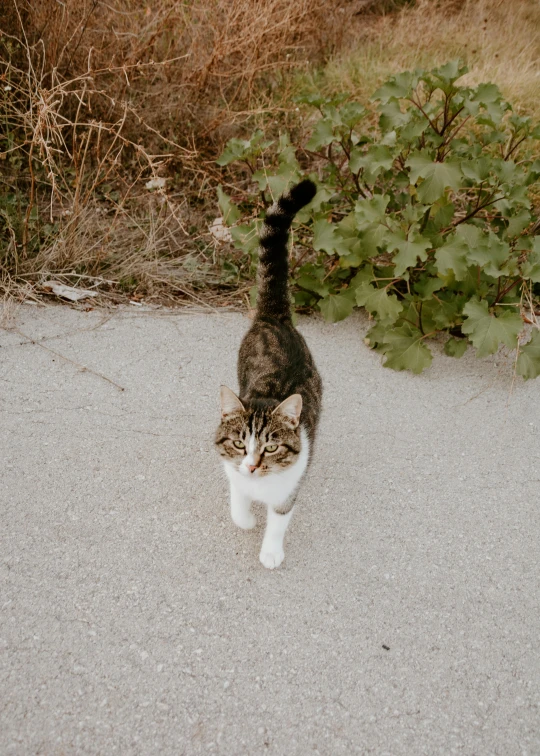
[
  {"x1": 239, "y1": 460, "x2": 269, "y2": 477},
  {"x1": 240, "y1": 463, "x2": 260, "y2": 476}
]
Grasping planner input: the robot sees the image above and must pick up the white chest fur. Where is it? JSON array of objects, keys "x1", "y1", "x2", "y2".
[{"x1": 223, "y1": 427, "x2": 310, "y2": 508}]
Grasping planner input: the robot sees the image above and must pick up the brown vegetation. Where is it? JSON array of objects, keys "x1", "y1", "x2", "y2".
[
  {"x1": 1, "y1": 0, "x2": 539, "y2": 306},
  {"x1": 1, "y1": 0, "x2": 350, "y2": 303}
]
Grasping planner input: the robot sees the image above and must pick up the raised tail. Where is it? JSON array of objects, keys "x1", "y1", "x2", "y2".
[{"x1": 256, "y1": 178, "x2": 317, "y2": 321}]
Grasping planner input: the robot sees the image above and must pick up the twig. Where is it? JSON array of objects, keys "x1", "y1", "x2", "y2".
[
  {"x1": 7, "y1": 327, "x2": 125, "y2": 392},
  {"x1": 453, "y1": 195, "x2": 504, "y2": 226},
  {"x1": 407, "y1": 98, "x2": 440, "y2": 135}
]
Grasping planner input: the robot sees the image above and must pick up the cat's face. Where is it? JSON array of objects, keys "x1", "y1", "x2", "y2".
[{"x1": 215, "y1": 387, "x2": 302, "y2": 477}]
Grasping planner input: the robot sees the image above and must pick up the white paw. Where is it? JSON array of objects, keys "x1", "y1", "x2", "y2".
[
  {"x1": 232, "y1": 511, "x2": 256, "y2": 530},
  {"x1": 259, "y1": 549, "x2": 284, "y2": 570}
]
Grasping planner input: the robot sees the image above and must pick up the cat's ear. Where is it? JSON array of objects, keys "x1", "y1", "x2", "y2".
[
  {"x1": 273, "y1": 393, "x2": 302, "y2": 428},
  {"x1": 220, "y1": 386, "x2": 244, "y2": 419}
]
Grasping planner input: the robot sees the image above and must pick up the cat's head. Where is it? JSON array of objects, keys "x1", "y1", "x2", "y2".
[{"x1": 215, "y1": 386, "x2": 303, "y2": 477}]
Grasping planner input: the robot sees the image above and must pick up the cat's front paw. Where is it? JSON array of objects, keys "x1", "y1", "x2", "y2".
[
  {"x1": 259, "y1": 549, "x2": 284, "y2": 570},
  {"x1": 232, "y1": 511, "x2": 256, "y2": 530}
]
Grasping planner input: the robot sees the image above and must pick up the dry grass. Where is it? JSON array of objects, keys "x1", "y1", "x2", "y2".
[
  {"x1": 1, "y1": 0, "x2": 345, "y2": 303},
  {"x1": 6, "y1": 0, "x2": 339, "y2": 146},
  {"x1": 317, "y1": 0, "x2": 540, "y2": 119}
]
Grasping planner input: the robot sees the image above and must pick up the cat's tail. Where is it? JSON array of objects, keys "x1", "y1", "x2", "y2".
[{"x1": 256, "y1": 178, "x2": 317, "y2": 322}]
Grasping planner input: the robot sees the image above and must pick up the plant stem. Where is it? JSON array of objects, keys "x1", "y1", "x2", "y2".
[{"x1": 493, "y1": 277, "x2": 522, "y2": 304}]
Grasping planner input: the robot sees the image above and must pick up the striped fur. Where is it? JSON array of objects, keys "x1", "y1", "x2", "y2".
[
  {"x1": 215, "y1": 179, "x2": 322, "y2": 569},
  {"x1": 256, "y1": 179, "x2": 317, "y2": 321}
]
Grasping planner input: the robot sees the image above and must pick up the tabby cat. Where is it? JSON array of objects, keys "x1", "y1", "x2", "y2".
[{"x1": 215, "y1": 179, "x2": 322, "y2": 569}]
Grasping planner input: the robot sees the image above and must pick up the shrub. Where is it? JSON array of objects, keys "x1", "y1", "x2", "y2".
[{"x1": 217, "y1": 61, "x2": 540, "y2": 378}]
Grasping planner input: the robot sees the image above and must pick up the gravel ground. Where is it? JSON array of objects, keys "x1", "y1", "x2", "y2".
[{"x1": 1, "y1": 304, "x2": 539, "y2": 755}]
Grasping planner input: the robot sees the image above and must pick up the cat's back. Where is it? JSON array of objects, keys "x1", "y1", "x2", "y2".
[{"x1": 238, "y1": 315, "x2": 322, "y2": 438}]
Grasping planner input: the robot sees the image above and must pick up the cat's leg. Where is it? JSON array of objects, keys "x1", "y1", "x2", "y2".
[
  {"x1": 229, "y1": 481, "x2": 256, "y2": 530},
  {"x1": 259, "y1": 501, "x2": 295, "y2": 570}
]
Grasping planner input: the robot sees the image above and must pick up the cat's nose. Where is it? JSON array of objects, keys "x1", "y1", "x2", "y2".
[{"x1": 248, "y1": 464, "x2": 258, "y2": 474}]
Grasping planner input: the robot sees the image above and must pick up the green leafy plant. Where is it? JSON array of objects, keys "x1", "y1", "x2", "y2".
[{"x1": 216, "y1": 61, "x2": 540, "y2": 378}]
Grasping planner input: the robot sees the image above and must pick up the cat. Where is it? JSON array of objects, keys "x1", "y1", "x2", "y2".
[{"x1": 215, "y1": 179, "x2": 322, "y2": 569}]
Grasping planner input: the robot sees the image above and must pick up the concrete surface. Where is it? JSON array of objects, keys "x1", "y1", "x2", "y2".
[{"x1": 1, "y1": 303, "x2": 539, "y2": 755}]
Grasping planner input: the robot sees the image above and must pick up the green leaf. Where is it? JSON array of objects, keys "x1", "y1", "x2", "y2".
[
  {"x1": 420, "y1": 297, "x2": 461, "y2": 330},
  {"x1": 406, "y1": 153, "x2": 437, "y2": 183},
  {"x1": 355, "y1": 283, "x2": 403, "y2": 325},
  {"x1": 252, "y1": 142, "x2": 301, "y2": 194},
  {"x1": 216, "y1": 138, "x2": 250, "y2": 166},
  {"x1": 444, "y1": 337, "x2": 468, "y2": 358},
  {"x1": 516, "y1": 330, "x2": 540, "y2": 380},
  {"x1": 277, "y1": 132, "x2": 298, "y2": 165},
  {"x1": 336, "y1": 211, "x2": 358, "y2": 236},
  {"x1": 344, "y1": 216, "x2": 386, "y2": 262},
  {"x1": 492, "y1": 158, "x2": 518, "y2": 184},
  {"x1": 267, "y1": 171, "x2": 300, "y2": 199},
  {"x1": 461, "y1": 297, "x2": 523, "y2": 357},
  {"x1": 296, "y1": 273, "x2": 330, "y2": 298},
  {"x1": 230, "y1": 223, "x2": 259, "y2": 254},
  {"x1": 434, "y1": 234, "x2": 469, "y2": 280},
  {"x1": 312, "y1": 219, "x2": 337, "y2": 253},
  {"x1": 379, "y1": 100, "x2": 410, "y2": 131},
  {"x1": 294, "y1": 290, "x2": 315, "y2": 307},
  {"x1": 431, "y1": 60, "x2": 468, "y2": 90},
  {"x1": 349, "y1": 145, "x2": 394, "y2": 180},
  {"x1": 465, "y1": 232, "x2": 509, "y2": 278},
  {"x1": 505, "y1": 210, "x2": 531, "y2": 238},
  {"x1": 300, "y1": 186, "x2": 334, "y2": 215},
  {"x1": 339, "y1": 102, "x2": 366, "y2": 128},
  {"x1": 470, "y1": 82, "x2": 507, "y2": 125},
  {"x1": 354, "y1": 195, "x2": 390, "y2": 228},
  {"x1": 373, "y1": 72, "x2": 415, "y2": 103},
  {"x1": 473, "y1": 82, "x2": 503, "y2": 104},
  {"x1": 217, "y1": 185, "x2": 241, "y2": 226},
  {"x1": 406, "y1": 153, "x2": 463, "y2": 203},
  {"x1": 306, "y1": 119, "x2": 335, "y2": 150},
  {"x1": 321, "y1": 104, "x2": 343, "y2": 127},
  {"x1": 269, "y1": 178, "x2": 292, "y2": 201},
  {"x1": 335, "y1": 237, "x2": 368, "y2": 267},
  {"x1": 431, "y1": 202, "x2": 455, "y2": 230},
  {"x1": 521, "y1": 238, "x2": 540, "y2": 282},
  {"x1": 435, "y1": 298, "x2": 462, "y2": 329},
  {"x1": 364, "y1": 322, "x2": 391, "y2": 353},
  {"x1": 401, "y1": 117, "x2": 430, "y2": 141},
  {"x1": 252, "y1": 170, "x2": 269, "y2": 191},
  {"x1": 349, "y1": 267, "x2": 373, "y2": 289},
  {"x1": 358, "y1": 224, "x2": 389, "y2": 258},
  {"x1": 461, "y1": 157, "x2": 491, "y2": 182},
  {"x1": 414, "y1": 275, "x2": 443, "y2": 300},
  {"x1": 387, "y1": 231, "x2": 431, "y2": 277},
  {"x1": 435, "y1": 224, "x2": 482, "y2": 280},
  {"x1": 382, "y1": 324, "x2": 433, "y2": 374},
  {"x1": 216, "y1": 131, "x2": 273, "y2": 166},
  {"x1": 456, "y1": 223, "x2": 482, "y2": 246},
  {"x1": 329, "y1": 214, "x2": 370, "y2": 262},
  {"x1": 318, "y1": 293, "x2": 354, "y2": 323},
  {"x1": 293, "y1": 92, "x2": 327, "y2": 108}
]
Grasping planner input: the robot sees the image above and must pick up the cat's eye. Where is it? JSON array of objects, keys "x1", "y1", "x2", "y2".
[
  {"x1": 233, "y1": 440, "x2": 245, "y2": 449},
  {"x1": 265, "y1": 444, "x2": 279, "y2": 453}
]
